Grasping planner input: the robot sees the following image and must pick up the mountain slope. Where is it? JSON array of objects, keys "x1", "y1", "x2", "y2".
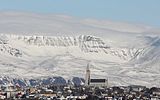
[
  {"x1": 0, "y1": 12, "x2": 160, "y2": 87},
  {"x1": 0, "y1": 34, "x2": 159, "y2": 87}
]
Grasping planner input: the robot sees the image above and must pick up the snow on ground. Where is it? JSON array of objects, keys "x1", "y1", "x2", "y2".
[{"x1": 0, "y1": 12, "x2": 160, "y2": 87}]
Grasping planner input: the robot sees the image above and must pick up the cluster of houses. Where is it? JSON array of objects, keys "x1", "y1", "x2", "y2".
[
  {"x1": 0, "y1": 83, "x2": 160, "y2": 100},
  {"x1": 0, "y1": 64, "x2": 159, "y2": 100}
]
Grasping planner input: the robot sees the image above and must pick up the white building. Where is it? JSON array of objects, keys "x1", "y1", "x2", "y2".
[
  {"x1": 85, "y1": 63, "x2": 108, "y2": 87},
  {"x1": 4, "y1": 83, "x2": 16, "y2": 99}
]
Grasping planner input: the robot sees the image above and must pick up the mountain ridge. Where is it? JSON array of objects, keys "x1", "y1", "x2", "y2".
[{"x1": 0, "y1": 12, "x2": 160, "y2": 87}]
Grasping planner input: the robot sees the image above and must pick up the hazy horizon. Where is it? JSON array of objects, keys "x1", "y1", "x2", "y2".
[{"x1": 0, "y1": 0, "x2": 160, "y2": 28}]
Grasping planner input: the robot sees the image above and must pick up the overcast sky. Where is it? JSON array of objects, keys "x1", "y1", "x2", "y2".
[{"x1": 0, "y1": 0, "x2": 160, "y2": 27}]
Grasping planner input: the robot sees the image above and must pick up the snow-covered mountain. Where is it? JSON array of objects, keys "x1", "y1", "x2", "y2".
[
  {"x1": 0, "y1": 12, "x2": 160, "y2": 87},
  {"x1": 0, "y1": 34, "x2": 159, "y2": 87}
]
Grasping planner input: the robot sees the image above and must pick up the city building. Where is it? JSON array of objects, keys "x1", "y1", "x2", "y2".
[{"x1": 85, "y1": 63, "x2": 108, "y2": 87}]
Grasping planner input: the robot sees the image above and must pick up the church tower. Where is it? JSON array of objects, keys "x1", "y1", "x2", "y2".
[{"x1": 85, "y1": 63, "x2": 90, "y2": 86}]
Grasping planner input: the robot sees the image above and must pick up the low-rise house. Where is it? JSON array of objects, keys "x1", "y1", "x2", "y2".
[
  {"x1": 0, "y1": 94, "x2": 5, "y2": 99},
  {"x1": 104, "y1": 96, "x2": 113, "y2": 100},
  {"x1": 129, "y1": 85, "x2": 146, "y2": 92},
  {"x1": 150, "y1": 96, "x2": 160, "y2": 100},
  {"x1": 66, "y1": 95, "x2": 87, "y2": 100},
  {"x1": 150, "y1": 87, "x2": 160, "y2": 96}
]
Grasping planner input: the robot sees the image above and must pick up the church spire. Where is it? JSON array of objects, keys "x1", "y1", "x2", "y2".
[{"x1": 85, "y1": 63, "x2": 90, "y2": 86}]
